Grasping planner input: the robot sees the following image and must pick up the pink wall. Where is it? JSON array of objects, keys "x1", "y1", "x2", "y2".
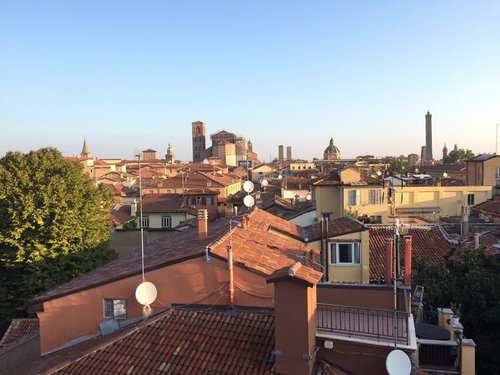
[{"x1": 38, "y1": 257, "x2": 274, "y2": 354}]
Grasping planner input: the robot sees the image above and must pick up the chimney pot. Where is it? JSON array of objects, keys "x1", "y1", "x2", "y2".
[
  {"x1": 404, "y1": 236, "x2": 412, "y2": 286},
  {"x1": 197, "y1": 209, "x2": 208, "y2": 239}
]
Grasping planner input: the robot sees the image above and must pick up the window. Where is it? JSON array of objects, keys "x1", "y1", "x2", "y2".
[
  {"x1": 369, "y1": 215, "x2": 382, "y2": 223},
  {"x1": 496, "y1": 167, "x2": 500, "y2": 180},
  {"x1": 467, "y1": 194, "x2": 475, "y2": 206},
  {"x1": 348, "y1": 190, "x2": 360, "y2": 206},
  {"x1": 142, "y1": 215, "x2": 150, "y2": 228},
  {"x1": 161, "y1": 215, "x2": 172, "y2": 228},
  {"x1": 103, "y1": 299, "x2": 127, "y2": 319},
  {"x1": 368, "y1": 189, "x2": 382, "y2": 204},
  {"x1": 330, "y1": 242, "x2": 361, "y2": 265},
  {"x1": 206, "y1": 196, "x2": 213, "y2": 205}
]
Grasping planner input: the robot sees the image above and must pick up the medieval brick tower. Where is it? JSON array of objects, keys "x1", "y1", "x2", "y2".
[
  {"x1": 192, "y1": 121, "x2": 206, "y2": 163},
  {"x1": 425, "y1": 111, "x2": 433, "y2": 162}
]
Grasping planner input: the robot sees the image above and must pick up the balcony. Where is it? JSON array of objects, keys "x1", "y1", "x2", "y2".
[{"x1": 317, "y1": 303, "x2": 411, "y2": 346}]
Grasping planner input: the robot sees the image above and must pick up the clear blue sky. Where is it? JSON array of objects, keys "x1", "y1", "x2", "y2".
[{"x1": 1, "y1": 1, "x2": 499, "y2": 162}]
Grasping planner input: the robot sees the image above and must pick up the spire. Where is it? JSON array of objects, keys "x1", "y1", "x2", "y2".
[{"x1": 81, "y1": 138, "x2": 90, "y2": 157}]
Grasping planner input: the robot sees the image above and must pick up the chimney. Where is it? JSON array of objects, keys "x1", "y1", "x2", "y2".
[
  {"x1": 474, "y1": 233, "x2": 480, "y2": 250},
  {"x1": 242, "y1": 214, "x2": 249, "y2": 230},
  {"x1": 385, "y1": 238, "x2": 394, "y2": 285},
  {"x1": 197, "y1": 209, "x2": 208, "y2": 239},
  {"x1": 403, "y1": 236, "x2": 412, "y2": 286},
  {"x1": 267, "y1": 263, "x2": 323, "y2": 375}
]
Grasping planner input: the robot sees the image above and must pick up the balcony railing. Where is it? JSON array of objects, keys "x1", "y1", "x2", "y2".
[
  {"x1": 418, "y1": 339, "x2": 459, "y2": 372},
  {"x1": 317, "y1": 303, "x2": 409, "y2": 345}
]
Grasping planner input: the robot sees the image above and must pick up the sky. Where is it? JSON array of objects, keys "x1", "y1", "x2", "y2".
[{"x1": 1, "y1": 1, "x2": 499, "y2": 162}]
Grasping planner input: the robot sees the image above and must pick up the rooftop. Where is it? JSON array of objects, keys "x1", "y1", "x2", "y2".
[
  {"x1": 26, "y1": 308, "x2": 275, "y2": 374},
  {"x1": 369, "y1": 225, "x2": 457, "y2": 282}
]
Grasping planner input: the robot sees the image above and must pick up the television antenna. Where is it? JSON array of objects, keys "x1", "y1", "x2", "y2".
[{"x1": 134, "y1": 154, "x2": 158, "y2": 317}]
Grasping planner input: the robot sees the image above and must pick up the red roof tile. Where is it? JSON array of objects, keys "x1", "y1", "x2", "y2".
[
  {"x1": 28, "y1": 209, "x2": 317, "y2": 306},
  {"x1": 26, "y1": 309, "x2": 275, "y2": 375},
  {"x1": 266, "y1": 262, "x2": 323, "y2": 286},
  {"x1": 305, "y1": 217, "x2": 367, "y2": 242},
  {"x1": 369, "y1": 225, "x2": 457, "y2": 282},
  {"x1": 141, "y1": 194, "x2": 183, "y2": 213},
  {"x1": 0, "y1": 318, "x2": 39, "y2": 348}
]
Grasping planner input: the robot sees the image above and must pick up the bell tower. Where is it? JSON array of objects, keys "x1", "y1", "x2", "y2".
[{"x1": 192, "y1": 121, "x2": 206, "y2": 163}]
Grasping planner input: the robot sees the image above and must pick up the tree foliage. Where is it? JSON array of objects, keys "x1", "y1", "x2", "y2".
[
  {"x1": 0, "y1": 148, "x2": 116, "y2": 334},
  {"x1": 387, "y1": 158, "x2": 409, "y2": 175},
  {"x1": 413, "y1": 249, "x2": 500, "y2": 374},
  {"x1": 443, "y1": 148, "x2": 475, "y2": 164}
]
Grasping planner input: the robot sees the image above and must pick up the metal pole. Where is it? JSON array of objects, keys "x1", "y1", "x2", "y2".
[{"x1": 137, "y1": 154, "x2": 145, "y2": 283}]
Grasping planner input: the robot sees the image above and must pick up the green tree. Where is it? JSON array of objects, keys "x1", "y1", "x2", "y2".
[
  {"x1": 0, "y1": 148, "x2": 116, "y2": 334},
  {"x1": 443, "y1": 148, "x2": 475, "y2": 163},
  {"x1": 413, "y1": 249, "x2": 500, "y2": 374},
  {"x1": 387, "y1": 158, "x2": 409, "y2": 175}
]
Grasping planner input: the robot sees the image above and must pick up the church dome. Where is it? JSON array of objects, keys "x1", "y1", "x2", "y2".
[
  {"x1": 324, "y1": 138, "x2": 340, "y2": 154},
  {"x1": 324, "y1": 138, "x2": 341, "y2": 160}
]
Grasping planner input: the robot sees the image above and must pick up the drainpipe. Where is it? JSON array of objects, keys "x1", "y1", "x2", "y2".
[
  {"x1": 227, "y1": 245, "x2": 235, "y2": 309},
  {"x1": 403, "y1": 236, "x2": 412, "y2": 286},
  {"x1": 324, "y1": 217, "x2": 329, "y2": 282},
  {"x1": 385, "y1": 238, "x2": 394, "y2": 285}
]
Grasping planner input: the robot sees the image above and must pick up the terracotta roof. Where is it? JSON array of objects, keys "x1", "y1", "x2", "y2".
[
  {"x1": 141, "y1": 194, "x2": 183, "y2": 213},
  {"x1": 28, "y1": 218, "x2": 232, "y2": 306},
  {"x1": 472, "y1": 196, "x2": 500, "y2": 216},
  {"x1": 0, "y1": 318, "x2": 39, "y2": 348},
  {"x1": 30, "y1": 308, "x2": 274, "y2": 375},
  {"x1": 28, "y1": 209, "x2": 316, "y2": 306},
  {"x1": 259, "y1": 208, "x2": 306, "y2": 240},
  {"x1": 305, "y1": 217, "x2": 368, "y2": 242},
  {"x1": 266, "y1": 262, "x2": 323, "y2": 287},
  {"x1": 182, "y1": 188, "x2": 219, "y2": 196},
  {"x1": 210, "y1": 210, "x2": 319, "y2": 276},
  {"x1": 109, "y1": 206, "x2": 134, "y2": 226},
  {"x1": 312, "y1": 173, "x2": 342, "y2": 186},
  {"x1": 369, "y1": 225, "x2": 456, "y2": 282}
]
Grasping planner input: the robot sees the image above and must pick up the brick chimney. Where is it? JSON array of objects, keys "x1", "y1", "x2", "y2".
[
  {"x1": 267, "y1": 262, "x2": 323, "y2": 375},
  {"x1": 385, "y1": 238, "x2": 394, "y2": 285},
  {"x1": 197, "y1": 209, "x2": 208, "y2": 240},
  {"x1": 403, "y1": 236, "x2": 412, "y2": 286}
]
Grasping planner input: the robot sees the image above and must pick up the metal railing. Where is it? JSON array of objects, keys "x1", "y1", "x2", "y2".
[
  {"x1": 418, "y1": 339, "x2": 459, "y2": 371},
  {"x1": 317, "y1": 303, "x2": 409, "y2": 343}
]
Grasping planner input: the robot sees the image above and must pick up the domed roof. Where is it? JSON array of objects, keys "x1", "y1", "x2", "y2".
[{"x1": 324, "y1": 138, "x2": 340, "y2": 154}]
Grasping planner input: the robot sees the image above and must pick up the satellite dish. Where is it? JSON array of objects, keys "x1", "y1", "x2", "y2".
[
  {"x1": 243, "y1": 180, "x2": 254, "y2": 193},
  {"x1": 135, "y1": 281, "x2": 158, "y2": 306},
  {"x1": 306, "y1": 194, "x2": 312, "y2": 201},
  {"x1": 443, "y1": 172, "x2": 448, "y2": 178},
  {"x1": 202, "y1": 158, "x2": 209, "y2": 164},
  {"x1": 278, "y1": 175, "x2": 283, "y2": 180},
  {"x1": 386, "y1": 349, "x2": 411, "y2": 375},
  {"x1": 261, "y1": 179, "x2": 269, "y2": 187},
  {"x1": 243, "y1": 195, "x2": 255, "y2": 208}
]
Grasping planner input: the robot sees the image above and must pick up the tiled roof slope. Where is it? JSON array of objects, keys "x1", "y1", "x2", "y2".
[
  {"x1": 28, "y1": 218, "x2": 232, "y2": 305},
  {"x1": 142, "y1": 194, "x2": 183, "y2": 213},
  {"x1": 472, "y1": 196, "x2": 500, "y2": 215},
  {"x1": 108, "y1": 206, "x2": 134, "y2": 226},
  {"x1": 210, "y1": 210, "x2": 318, "y2": 275},
  {"x1": 305, "y1": 217, "x2": 367, "y2": 242},
  {"x1": 28, "y1": 309, "x2": 274, "y2": 375},
  {"x1": 267, "y1": 262, "x2": 323, "y2": 286},
  {"x1": 28, "y1": 209, "x2": 315, "y2": 306},
  {"x1": 0, "y1": 318, "x2": 39, "y2": 348},
  {"x1": 369, "y1": 225, "x2": 456, "y2": 282}
]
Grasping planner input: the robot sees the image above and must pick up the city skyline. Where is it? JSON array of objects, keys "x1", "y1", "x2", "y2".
[{"x1": 1, "y1": 1, "x2": 499, "y2": 162}]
